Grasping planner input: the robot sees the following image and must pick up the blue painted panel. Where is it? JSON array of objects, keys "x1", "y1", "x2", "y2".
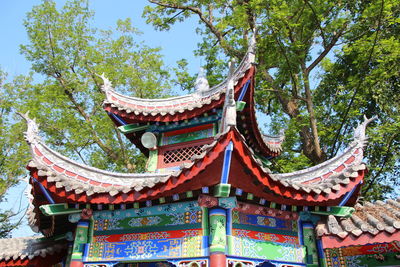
[{"x1": 84, "y1": 236, "x2": 207, "y2": 262}]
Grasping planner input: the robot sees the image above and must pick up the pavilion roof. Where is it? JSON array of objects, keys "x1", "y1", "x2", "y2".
[
  {"x1": 102, "y1": 39, "x2": 256, "y2": 123},
  {"x1": 21, "y1": 113, "x2": 372, "y2": 206},
  {"x1": 317, "y1": 199, "x2": 400, "y2": 248},
  {"x1": 0, "y1": 236, "x2": 67, "y2": 266}
]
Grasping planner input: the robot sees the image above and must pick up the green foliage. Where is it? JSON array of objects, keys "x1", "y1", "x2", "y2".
[
  {"x1": 0, "y1": 0, "x2": 175, "y2": 236},
  {"x1": 12, "y1": 0, "x2": 171, "y2": 173},
  {"x1": 144, "y1": 0, "x2": 400, "y2": 199}
]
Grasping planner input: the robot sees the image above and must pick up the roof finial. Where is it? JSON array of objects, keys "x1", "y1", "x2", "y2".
[
  {"x1": 352, "y1": 115, "x2": 377, "y2": 147},
  {"x1": 249, "y1": 28, "x2": 257, "y2": 54},
  {"x1": 95, "y1": 73, "x2": 113, "y2": 94},
  {"x1": 220, "y1": 59, "x2": 237, "y2": 131},
  {"x1": 17, "y1": 111, "x2": 41, "y2": 144},
  {"x1": 194, "y1": 67, "x2": 210, "y2": 93}
]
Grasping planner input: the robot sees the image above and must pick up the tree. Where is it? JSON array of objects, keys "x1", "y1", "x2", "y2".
[
  {"x1": 0, "y1": 69, "x2": 29, "y2": 237},
  {"x1": 0, "y1": 0, "x2": 173, "y2": 235},
  {"x1": 12, "y1": 0, "x2": 171, "y2": 172},
  {"x1": 143, "y1": 0, "x2": 400, "y2": 199}
]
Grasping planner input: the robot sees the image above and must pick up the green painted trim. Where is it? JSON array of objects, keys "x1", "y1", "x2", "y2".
[
  {"x1": 311, "y1": 206, "x2": 355, "y2": 218},
  {"x1": 202, "y1": 207, "x2": 209, "y2": 236},
  {"x1": 236, "y1": 101, "x2": 246, "y2": 111},
  {"x1": 214, "y1": 183, "x2": 231, "y2": 197},
  {"x1": 254, "y1": 154, "x2": 272, "y2": 166},
  {"x1": 232, "y1": 223, "x2": 298, "y2": 236},
  {"x1": 209, "y1": 209, "x2": 227, "y2": 253},
  {"x1": 147, "y1": 115, "x2": 220, "y2": 133},
  {"x1": 227, "y1": 235, "x2": 234, "y2": 255},
  {"x1": 186, "y1": 191, "x2": 193, "y2": 198},
  {"x1": 118, "y1": 124, "x2": 150, "y2": 134},
  {"x1": 40, "y1": 203, "x2": 81, "y2": 216},
  {"x1": 303, "y1": 225, "x2": 318, "y2": 265},
  {"x1": 146, "y1": 149, "x2": 158, "y2": 172},
  {"x1": 88, "y1": 217, "x2": 94, "y2": 244},
  {"x1": 71, "y1": 222, "x2": 89, "y2": 261},
  {"x1": 94, "y1": 223, "x2": 202, "y2": 236}
]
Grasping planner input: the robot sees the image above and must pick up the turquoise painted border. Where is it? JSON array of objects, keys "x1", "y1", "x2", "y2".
[{"x1": 92, "y1": 201, "x2": 200, "y2": 220}]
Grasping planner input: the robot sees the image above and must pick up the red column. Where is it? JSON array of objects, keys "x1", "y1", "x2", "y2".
[
  {"x1": 70, "y1": 260, "x2": 84, "y2": 267},
  {"x1": 210, "y1": 253, "x2": 227, "y2": 267}
]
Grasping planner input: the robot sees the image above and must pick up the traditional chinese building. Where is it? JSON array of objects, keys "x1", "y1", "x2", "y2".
[{"x1": 1, "y1": 38, "x2": 400, "y2": 267}]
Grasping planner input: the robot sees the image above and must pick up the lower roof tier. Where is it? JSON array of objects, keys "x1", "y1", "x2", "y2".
[
  {"x1": 317, "y1": 199, "x2": 400, "y2": 249},
  {"x1": 24, "y1": 119, "x2": 370, "y2": 207}
]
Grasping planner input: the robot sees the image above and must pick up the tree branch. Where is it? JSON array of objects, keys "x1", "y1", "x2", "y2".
[
  {"x1": 56, "y1": 76, "x2": 121, "y2": 162},
  {"x1": 149, "y1": 0, "x2": 242, "y2": 58},
  {"x1": 303, "y1": 0, "x2": 327, "y2": 46},
  {"x1": 306, "y1": 23, "x2": 347, "y2": 74},
  {"x1": 330, "y1": 0, "x2": 384, "y2": 157},
  {"x1": 363, "y1": 133, "x2": 399, "y2": 195}
]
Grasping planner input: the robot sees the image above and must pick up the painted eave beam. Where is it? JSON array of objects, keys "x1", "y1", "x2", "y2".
[
  {"x1": 311, "y1": 206, "x2": 355, "y2": 218},
  {"x1": 40, "y1": 203, "x2": 82, "y2": 216},
  {"x1": 118, "y1": 124, "x2": 150, "y2": 134}
]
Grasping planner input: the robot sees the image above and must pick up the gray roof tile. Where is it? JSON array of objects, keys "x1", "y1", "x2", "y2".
[
  {"x1": 0, "y1": 236, "x2": 67, "y2": 261},
  {"x1": 318, "y1": 199, "x2": 400, "y2": 238}
]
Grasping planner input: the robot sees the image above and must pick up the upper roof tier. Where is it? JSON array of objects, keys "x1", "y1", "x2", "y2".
[
  {"x1": 102, "y1": 38, "x2": 256, "y2": 123},
  {"x1": 102, "y1": 36, "x2": 284, "y2": 158}
]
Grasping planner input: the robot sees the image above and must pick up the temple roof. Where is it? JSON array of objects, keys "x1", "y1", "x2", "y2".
[
  {"x1": 21, "y1": 112, "x2": 373, "y2": 207},
  {"x1": 102, "y1": 38, "x2": 255, "y2": 122},
  {"x1": 262, "y1": 134, "x2": 285, "y2": 154},
  {"x1": 269, "y1": 117, "x2": 375, "y2": 190},
  {"x1": 20, "y1": 113, "x2": 171, "y2": 196},
  {"x1": 317, "y1": 199, "x2": 400, "y2": 248},
  {"x1": 318, "y1": 200, "x2": 400, "y2": 238},
  {"x1": 0, "y1": 236, "x2": 67, "y2": 263}
]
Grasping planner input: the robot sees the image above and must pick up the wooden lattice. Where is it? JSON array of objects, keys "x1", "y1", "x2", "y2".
[
  {"x1": 163, "y1": 145, "x2": 204, "y2": 164},
  {"x1": 157, "y1": 137, "x2": 214, "y2": 168}
]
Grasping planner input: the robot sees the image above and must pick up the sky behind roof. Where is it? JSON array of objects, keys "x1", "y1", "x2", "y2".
[
  {"x1": 0, "y1": 0, "x2": 203, "y2": 237},
  {"x1": 0, "y1": 0, "x2": 202, "y2": 77}
]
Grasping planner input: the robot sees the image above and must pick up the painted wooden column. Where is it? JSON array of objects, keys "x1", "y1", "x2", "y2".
[
  {"x1": 70, "y1": 209, "x2": 93, "y2": 267},
  {"x1": 209, "y1": 208, "x2": 227, "y2": 267},
  {"x1": 70, "y1": 220, "x2": 89, "y2": 267},
  {"x1": 300, "y1": 212, "x2": 321, "y2": 267}
]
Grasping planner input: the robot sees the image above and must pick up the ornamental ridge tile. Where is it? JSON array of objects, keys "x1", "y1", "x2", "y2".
[
  {"x1": 318, "y1": 198, "x2": 400, "y2": 239},
  {"x1": 0, "y1": 236, "x2": 67, "y2": 262},
  {"x1": 101, "y1": 39, "x2": 256, "y2": 117},
  {"x1": 270, "y1": 116, "x2": 376, "y2": 184}
]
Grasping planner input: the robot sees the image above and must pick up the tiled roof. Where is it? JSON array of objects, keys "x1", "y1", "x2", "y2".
[
  {"x1": 0, "y1": 236, "x2": 67, "y2": 262},
  {"x1": 20, "y1": 111, "x2": 373, "y2": 206},
  {"x1": 229, "y1": 127, "x2": 366, "y2": 204},
  {"x1": 270, "y1": 116, "x2": 376, "y2": 189},
  {"x1": 102, "y1": 40, "x2": 255, "y2": 119},
  {"x1": 20, "y1": 112, "x2": 223, "y2": 200},
  {"x1": 317, "y1": 199, "x2": 400, "y2": 239},
  {"x1": 20, "y1": 113, "x2": 172, "y2": 197},
  {"x1": 262, "y1": 134, "x2": 284, "y2": 154}
]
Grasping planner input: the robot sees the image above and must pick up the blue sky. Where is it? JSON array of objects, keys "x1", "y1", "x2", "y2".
[
  {"x1": 0, "y1": 0, "x2": 203, "y2": 237},
  {"x1": 0, "y1": 0, "x2": 202, "y2": 76}
]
